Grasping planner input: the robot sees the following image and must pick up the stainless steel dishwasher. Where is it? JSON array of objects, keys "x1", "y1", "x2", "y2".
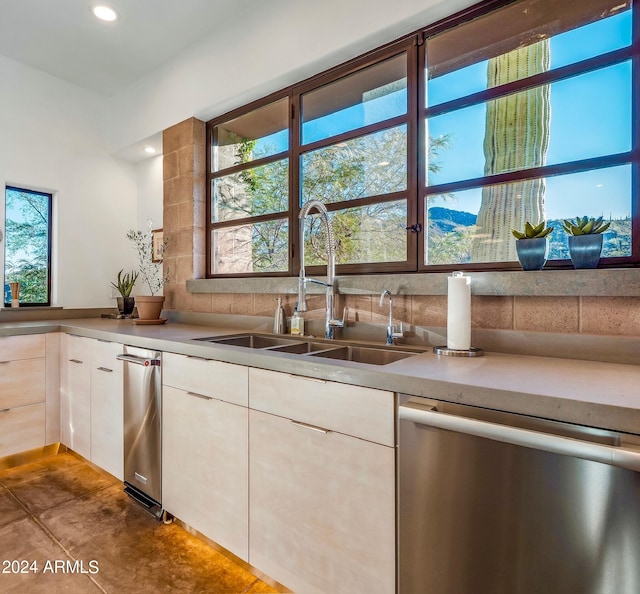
[
  {"x1": 398, "y1": 395, "x2": 640, "y2": 594},
  {"x1": 117, "y1": 346, "x2": 162, "y2": 518}
]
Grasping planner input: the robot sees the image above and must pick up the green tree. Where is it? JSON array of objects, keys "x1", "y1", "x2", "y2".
[
  {"x1": 5, "y1": 189, "x2": 49, "y2": 303},
  {"x1": 215, "y1": 126, "x2": 450, "y2": 271}
]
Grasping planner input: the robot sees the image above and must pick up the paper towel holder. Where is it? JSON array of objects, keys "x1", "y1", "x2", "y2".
[{"x1": 433, "y1": 345, "x2": 484, "y2": 357}]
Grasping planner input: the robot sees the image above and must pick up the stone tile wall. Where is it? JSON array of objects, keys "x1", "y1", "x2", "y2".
[
  {"x1": 162, "y1": 117, "x2": 206, "y2": 312},
  {"x1": 162, "y1": 117, "x2": 640, "y2": 338}
]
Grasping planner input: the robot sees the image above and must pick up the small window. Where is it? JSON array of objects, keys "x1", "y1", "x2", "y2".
[
  {"x1": 4, "y1": 186, "x2": 52, "y2": 306},
  {"x1": 209, "y1": 96, "x2": 291, "y2": 275}
]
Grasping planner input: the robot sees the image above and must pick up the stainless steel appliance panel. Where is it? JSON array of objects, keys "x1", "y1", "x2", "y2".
[
  {"x1": 119, "y1": 346, "x2": 162, "y2": 504},
  {"x1": 399, "y1": 397, "x2": 640, "y2": 594}
]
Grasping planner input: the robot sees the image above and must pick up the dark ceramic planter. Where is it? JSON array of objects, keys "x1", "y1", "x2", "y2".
[
  {"x1": 116, "y1": 296, "x2": 135, "y2": 315},
  {"x1": 516, "y1": 237, "x2": 548, "y2": 271},
  {"x1": 568, "y1": 234, "x2": 603, "y2": 269}
]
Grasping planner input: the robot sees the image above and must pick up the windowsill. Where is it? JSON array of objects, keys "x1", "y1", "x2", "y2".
[
  {"x1": 1, "y1": 306, "x2": 63, "y2": 311},
  {"x1": 187, "y1": 268, "x2": 640, "y2": 297}
]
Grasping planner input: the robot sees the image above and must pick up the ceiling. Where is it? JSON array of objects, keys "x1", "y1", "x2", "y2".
[{"x1": 0, "y1": 0, "x2": 256, "y2": 96}]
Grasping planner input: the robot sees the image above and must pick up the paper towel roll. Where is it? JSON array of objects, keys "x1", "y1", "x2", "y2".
[{"x1": 447, "y1": 272, "x2": 471, "y2": 350}]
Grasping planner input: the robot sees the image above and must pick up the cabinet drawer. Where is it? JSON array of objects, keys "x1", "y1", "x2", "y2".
[
  {"x1": 0, "y1": 334, "x2": 45, "y2": 362},
  {"x1": 0, "y1": 403, "x2": 45, "y2": 458},
  {"x1": 163, "y1": 352, "x2": 248, "y2": 407},
  {"x1": 91, "y1": 339, "x2": 123, "y2": 372},
  {"x1": 66, "y1": 334, "x2": 93, "y2": 364},
  {"x1": 249, "y1": 368, "x2": 394, "y2": 446},
  {"x1": 0, "y1": 358, "x2": 46, "y2": 408}
]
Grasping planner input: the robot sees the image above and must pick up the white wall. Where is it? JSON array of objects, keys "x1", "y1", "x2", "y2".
[
  {"x1": 0, "y1": 55, "x2": 138, "y2": 308},
  {"x1": 109, "y1": 0, "x2": 476, "y2": 153},
  {"x1": 136, "y1": 155, "x2": 164, "y2": 232}
]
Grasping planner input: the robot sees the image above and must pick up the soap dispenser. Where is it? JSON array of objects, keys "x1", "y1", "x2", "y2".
[
  {"x1": 290, "y1": 304, "x2": 305, "y2": 336},
  {"x1": 273, "y1": 297, "x2": 285, "y2": 334}
]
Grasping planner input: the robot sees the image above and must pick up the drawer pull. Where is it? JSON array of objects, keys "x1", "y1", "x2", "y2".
[
  {"x1": 97, "y1": 367, "x2": 113, "y2": 373},
  {"x1": 0, "y1": 408, "x2": 10, "y2": 413},
  {"x1": 186, "y1": 391, "x2": 214, "y2": 401},
  {"x1": 288, "y1": 374, "x2": 327, "y2": 384},
  {"x1": 0, "y1": 360, "x2": 10, "y2": 364},
  {"x1": 69, "y1": 359, "x2": 83, "y2": 364},
  {"x1": 97, "y1": 339, "x2": 111, "y2": 343},
  {"x1": 186, "y1": 355, "x2": 211, "y2": 361},
  {"x1": 290, "y1": 420, "x2": 330, "y2": 434}
]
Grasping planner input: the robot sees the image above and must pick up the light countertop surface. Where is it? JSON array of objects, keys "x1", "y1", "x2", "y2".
[{"x1": 3, "y1": 317, "x2": 640, "y2": 435}]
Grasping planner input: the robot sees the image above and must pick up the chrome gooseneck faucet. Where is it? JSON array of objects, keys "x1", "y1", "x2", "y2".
[
  {"x1": 298, "y1": 200, "x2": 347, "y2": 339},
  {"x1": 380, "y1": 289, "x2": 404, "y2": 345}
]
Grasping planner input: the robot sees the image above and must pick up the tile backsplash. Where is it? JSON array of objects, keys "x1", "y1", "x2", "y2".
[{"x1": 167, "y1": 292, "x2": 640, "y2": 337}]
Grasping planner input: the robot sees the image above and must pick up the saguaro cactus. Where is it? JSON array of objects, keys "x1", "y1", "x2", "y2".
[{"x1": 472, "y1": 40, "x2": 551, "y2": 262}]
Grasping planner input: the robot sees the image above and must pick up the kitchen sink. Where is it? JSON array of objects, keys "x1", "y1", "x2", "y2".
[
  {"x1": 308, "y1": 345, "x2": 419, "y2": 365},
  {"x1": 195, "y1": 334, "x2": 301, "y2": 349},
  {"x1": 194, "y1": 333, "x2": 426, "y2": 365}
]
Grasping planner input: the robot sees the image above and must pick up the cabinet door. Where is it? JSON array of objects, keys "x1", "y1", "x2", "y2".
[
  {"x1": 45, "y1": 332, "x2": 61, "y2": 445},
  {"x1": 60, "y1": 335, "x2": 91, "y2": 459},
  {"x1": 249, "y1": 409, "x2": 396, "y2": 594},
  {"x1": 163, "y1": 385, "x2": 248, "y2": 561},
  {"x1": 90, "y1": 366, "x2": 123, "y2": 480}
]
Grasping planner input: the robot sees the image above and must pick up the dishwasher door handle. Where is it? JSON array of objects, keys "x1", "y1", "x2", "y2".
[
  {"x1": 400, "y1": 405, "x2": 640, "y2": 472},
  {"x1": 116, "y1": 354, "x2": 161, "y2": 366}
]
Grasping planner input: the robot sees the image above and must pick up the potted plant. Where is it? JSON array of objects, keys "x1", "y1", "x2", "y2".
[
  {"x1": 511, "y1": 221, "x2": 553, "y2": 270},
  {"x1": 111, "y1": 269, "x2": 138, "y2": 315},
  {"x1": 127, "y1": 220, "x2": 170, "y2": 321},
  {"x1": 562, "y1": 216, "x2": 610, "y2": 269}
]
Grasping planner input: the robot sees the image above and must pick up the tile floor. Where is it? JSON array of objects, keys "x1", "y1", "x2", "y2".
[{"x1": 0, "y1": 452, "x2": 282, "y2": 593}]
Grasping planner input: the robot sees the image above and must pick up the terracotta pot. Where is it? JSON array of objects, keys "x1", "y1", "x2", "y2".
[{"x1": 135, "y1": 295, "x2": 165, "y2": 320}]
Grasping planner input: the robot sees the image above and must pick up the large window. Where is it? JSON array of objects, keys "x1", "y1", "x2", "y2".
[
  {"x1": 4, "y1": 186, "x2": 52, "y2": 306},
  {"x1": 207, "y1": 0, "x2": 638, "y2": 276}
]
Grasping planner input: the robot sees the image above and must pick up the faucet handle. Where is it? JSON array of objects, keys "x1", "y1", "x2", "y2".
[
  {"x1": 328, "y1": 307, "x2": 349, "y2": 328},
  {"x1": 392, "y1": 322, "x2": 404, "y2": 339},
  {"x1": 328, "y1": 306, "x2": 349, "y2": 329}
]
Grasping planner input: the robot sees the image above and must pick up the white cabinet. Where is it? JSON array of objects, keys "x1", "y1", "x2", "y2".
[
  {"x1": 162, "y1": 353, "x2": 249, "y2": 561},
  {"x1": 60, "y1": 334, "x2": 91, "y2": 459},
  {"x1": 90, "y1": 339, "x2": 123, "y2": 480},
  {"x1": 60, "y1": 335, "x2": 123, "y2": 478},
  {"x1": 248, "y1": 368, "x2": 396, "y2": 594},
  {"x1": 0, "y1": 334, "x2": 46, "y2": 458}
]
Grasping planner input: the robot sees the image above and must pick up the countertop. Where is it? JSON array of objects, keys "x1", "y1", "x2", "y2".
[{"x1": 3, "y1": 317, "x2": 640, "y2": 435}]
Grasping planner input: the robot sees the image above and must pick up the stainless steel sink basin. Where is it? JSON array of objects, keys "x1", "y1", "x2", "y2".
[
  {"x1": 309, "y1": 345, "x2": 419, "y2": 365},
  {"x1": 193, "y1": 333, "x2": 425, "y2": 365},
  {"x1": 195, "y1": 334, "x2": 301, "y2": 349},
  {"x1": 268, "y1": 341, "x2": 334, "y2": 355}
]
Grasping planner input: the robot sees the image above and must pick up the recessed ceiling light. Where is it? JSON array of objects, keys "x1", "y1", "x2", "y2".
[
  {"x1": 92, "y1": 5, "x2": 119, "y2": 22},
  {"x1": 144, "y1": 146, "x2": 157, "y2": 155}
]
